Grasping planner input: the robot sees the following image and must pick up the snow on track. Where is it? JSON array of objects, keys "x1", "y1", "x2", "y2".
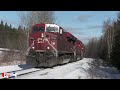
[
  {"x1": 1, "y1": 58, "x2": 120, "y2": 79},
  {"x1": 0, "y1": 65, "x2": 41, "y2": 79},
  {"x1": 15, "y1": 59, "x2": 93, "y2": 79},
  {"x1": 0, "y1": 64, "x2": 33, "y2": 73},
  {"x1": 16, "y1": 58, "x2": 120, "y2": 79}
]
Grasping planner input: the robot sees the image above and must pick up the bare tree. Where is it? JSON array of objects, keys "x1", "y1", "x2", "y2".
[
  {"x1": 102, "y1": 19, "x2": 114, "y2": 61},
  {"x1": 32, "y1": 11, "x2": 55, "y2": 24},
  {"x1": 18, "y1": 11, "x2": 55, "y2": 29},
  {"x1": 85, "y1": 37, "x2": 99, "y2": 58},
  {"x1": 17, "y1": 11, "x2": 55, "y2": 49}
]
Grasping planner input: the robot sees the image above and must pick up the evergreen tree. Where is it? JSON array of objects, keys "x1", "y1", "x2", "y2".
[
  {"x1": 23, "y1": 27, "x2": 26, "y2": 31},
  {"x1": 111, "y1": 21, "x2": 120, "y2": 69},
  {"x1": 4, "y1": 22, "x2": 9, "y2": 30},
  {"x1": 18, "y1": 25, "x2": 22, "y2": 30},
  {"x1": 0, "y1": 20, "x2": 4, "y2": 30},
  {"x1": 9, "y1": 24, "x2": 12, "y2": 30},
  {"x1": 111, "y1": 17, "x2": 120, "y2": 69},
  {"x1": 12, "y1": 27, "x2": 16, "y2": 31},
  {"x1": 1, "y1": 20, "x2": 3, "y2": 25}
]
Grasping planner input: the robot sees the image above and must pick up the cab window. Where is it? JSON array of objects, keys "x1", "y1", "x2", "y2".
[
  {"x1": 46, "y1": 27, "x2": 58, "y2": 32},
  {"x1": 33, "y1": 26, "x2": 44, "y2": 32}
]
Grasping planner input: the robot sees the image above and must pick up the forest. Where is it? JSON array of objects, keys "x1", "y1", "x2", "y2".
[
  {"x1": 85, "y1": 12, "x2": 120, "y2": 69},
  {"x1": 0, "y1": 21, "x2": 27, "y2": 51}
]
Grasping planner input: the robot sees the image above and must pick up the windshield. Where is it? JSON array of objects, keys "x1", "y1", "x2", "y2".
[
  {"x1": 33, "y1": 26, "x2": 44, "y2": 32},
  {"x1": 46, "y1": 27, "x2": 58, "y2": 32}
]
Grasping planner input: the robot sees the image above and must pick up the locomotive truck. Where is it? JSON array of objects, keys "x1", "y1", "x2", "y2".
[{"x1": 26, "y1": 23, "x2": 85, "y2": 67}]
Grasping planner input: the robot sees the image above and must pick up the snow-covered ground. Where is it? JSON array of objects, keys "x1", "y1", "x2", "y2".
[
  {"x1": 0, "y1": 48, "x2": 10, "y2": 51},
  {"x1": 0, "y1": 51, "x2": 2, "y2": 57},
  {"x1": 1, "y1": 58, "x2": 120, "y2": 79},
  {"x1": 0, "y1": 58, "x2": 120, "y2": 79},
  {"x1": 0, "y1": 64, "x2": 33, "y2": 73},
  {"x1": 0, "y1": 48, "x2": 21, "y2": 52},
  {"x1": 0, "y1": 50, "x2": 4, "y2": 57}
]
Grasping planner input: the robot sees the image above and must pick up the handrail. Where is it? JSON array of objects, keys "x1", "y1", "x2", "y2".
[
  {"x1": 25, "y1": 40, "x2": 35, "y2": 55},
  {"x1": 44, "y1": 37, "x2": 58, "y2": 57}
]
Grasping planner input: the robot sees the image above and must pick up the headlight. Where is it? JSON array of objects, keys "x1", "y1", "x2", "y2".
[
  {"x1": 52, "y1": 42, "x2": 55, "y2": 45},
  {"x1": 41, "y1": 33, "x2": 44, "y2": 37},
  {"x1": 47, "y1": 47, "x2": 50, "y2": 49},
  {"x1": 32, "y1": 46, "x2": 35, "y2": 49}
]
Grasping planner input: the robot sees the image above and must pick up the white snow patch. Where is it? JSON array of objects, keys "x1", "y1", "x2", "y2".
[
  {"x1": 0, "y1": 64, "x2": 32, "y2": 73},
  {"x1": 0, "y1": 48, "x2": 21, "y2": 52},
  {"x1": 16, "y1": 58, "x2": 120, "y2": 79},
  {"x1": 0, "y1": 51, "x2": 4, "y2": 57},
  {"x1": 0, "y1": 51, "x2": 2, "y2": 54},
  {"x1": 0, "y1": 48, "x2": 10, "y2": 51},
  {"x1": 1, "y1": 58, "x2": 120, "y2": 79}
]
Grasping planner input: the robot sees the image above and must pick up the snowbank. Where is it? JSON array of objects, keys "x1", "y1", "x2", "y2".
[
  {"x1": 0, "y1": 51, "x2": 2, "y2": 57},
  {"x1": 0, "y1": 64, "x2": 33, "y2": 73},
  {"x1": 0, "y1": 58, "x2": 120, "y2": 79},
  {"x1": 16, "y1": 58, "x2": 120, "y2": 79}
]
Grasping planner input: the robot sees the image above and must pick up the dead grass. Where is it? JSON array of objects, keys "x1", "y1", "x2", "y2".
[{"x1": 0, "y1": 50, "x2": 26, "y2": 66}]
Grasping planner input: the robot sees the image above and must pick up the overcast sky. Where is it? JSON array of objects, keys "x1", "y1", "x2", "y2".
[{"x1": 0, "y1": 11, "x2": 118, "y2": 44}]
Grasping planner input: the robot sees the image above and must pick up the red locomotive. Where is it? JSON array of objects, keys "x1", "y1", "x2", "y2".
[{"x1": 26, "y1": 23, "x2": 85, "y2": 67}]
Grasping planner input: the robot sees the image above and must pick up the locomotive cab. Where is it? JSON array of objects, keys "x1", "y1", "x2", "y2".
[
  {"x1": 29, "y1": 24, "x2": 45, "y2": 51},
  {"x1": 29, "y1": 24, "x2": 60, "y2": 53}
]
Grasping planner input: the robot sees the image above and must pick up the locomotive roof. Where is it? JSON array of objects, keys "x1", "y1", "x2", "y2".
[
  {"x1": 45, "y1": 24, "x2": 59, "y2": 28},
  {"x1": 33, "y1": 23, "x2": 60, "y2": 28}
]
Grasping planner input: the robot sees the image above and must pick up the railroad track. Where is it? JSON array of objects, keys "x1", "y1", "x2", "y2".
[
  {"x1": 0, "y1": 68, "x2": 44, "y2": 79},
  {"x1": 0, "y1": 58, "x2": 83, "y2": 79}
]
